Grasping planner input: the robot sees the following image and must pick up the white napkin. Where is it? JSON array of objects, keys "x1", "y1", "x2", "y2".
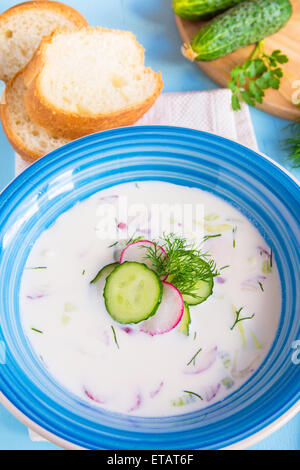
[
  {"x1": 16, "y1": 88, "x2": 257, "y2": 175},
  {"x1": 15, "y1": 89, "x2": 257, "y2": 442},
  {"x1": 136, "y1": 89, "x2": 258, "y2": 150}
]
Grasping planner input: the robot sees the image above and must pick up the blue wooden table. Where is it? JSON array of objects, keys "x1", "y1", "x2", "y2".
[{"x1": 0, "y1": 0, "x2": 298, "y2": 450}]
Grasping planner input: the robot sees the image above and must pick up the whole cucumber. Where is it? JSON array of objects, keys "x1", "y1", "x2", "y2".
[
  {"x1": 173, "y1": 0, "x2": 244, "y2": 20},
  {"x1": 184, "y1": 0, "x2": 292, "y2": 61}
]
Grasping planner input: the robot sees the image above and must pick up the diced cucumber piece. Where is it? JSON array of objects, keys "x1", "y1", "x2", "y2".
[
  {"x1": 178, "y1": 303, "x2": 191, "y2": 336},
  {"x1": 90, "y1": 262, "x2": 119, "y2": 284},
  {"x1": 103, "y1": 262, "x2": 162, "y2": 324},
  {"x1": 182, "y1": 277, "x2": 213, "y2": 305}
]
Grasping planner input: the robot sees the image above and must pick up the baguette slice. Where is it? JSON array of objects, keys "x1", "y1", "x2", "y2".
[
  {"x1": 0, "y1": 70, "x2": 70, "y2": 162},
  {"x1": 23, "y1": 27, "x2": 163, "y2": 139},
  {"x1": 0, "y1": 1, "x2": 87, "y2": 82}
]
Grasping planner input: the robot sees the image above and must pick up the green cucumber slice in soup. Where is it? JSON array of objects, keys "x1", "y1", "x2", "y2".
[
  {"x1": 182, "y1": 276, "x2": 213, "y2": 305},
  {"x1": 90, "y1": 262, "x2": 119, "y2": 284},
  {"x1": 178, "y1": 303, "x2": 191, "y2": 335},
  {"x1": 103, "y1": 261, "x2": 163, "y2": 324}
]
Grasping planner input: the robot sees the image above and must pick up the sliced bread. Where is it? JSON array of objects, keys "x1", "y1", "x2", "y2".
[
  {"x1": 23, "y1": 27, "x2": 163, "y2": 139},
  {"x1": 0, "y1": 70, "x2": 70, "y2": 162},
  {"x1": 0, "y1": 1, "x2": 87, "y2": 82}
]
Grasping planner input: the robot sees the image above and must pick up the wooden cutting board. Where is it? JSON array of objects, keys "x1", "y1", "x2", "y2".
[{"x1": 175, "y1": 0, "x2": 300, "y2": 121}]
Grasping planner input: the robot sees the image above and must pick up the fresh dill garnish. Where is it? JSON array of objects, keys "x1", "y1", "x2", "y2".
[
  {"x1": 108, "y1": 235, "x2": 143, "y2": 249},
  {"x1": 82, "y1": 269, "x2": 85, "y2": 275},
  {"x1": 283, "y1": 121, "x2": 300, "y2": 169},
  {"x1": 193, "y1": 331, "x2": 197, "y2": 341},
  {"x1": 183, "y1": 390, "x2": 203, "y2": 401},
  {"x1": 220, "y1": 265, "x2": 230, "y2": 271},
  {"x1": 232, "y1": 226, "x2": 237, "y2": 248},
  {"x1": 270, "y1": 247, "x2": 273, "y2": 268},
  {"x1": 187, "y1": 347, "x2": 202, "y2": 366},
  {"x1": 258, "y1": 281, "x2": 264, "y2": 292},
  {"x1": 126, "y1": 234, "x2": 144, "y2": 245},
  {"x1": 230, "y1": 307, "x2": 255, "y2": 331},
  {"x1": 144, "y1": 233, "x2": 219, "y2": 299},
  {"x1": 202, "y1": 233, "x2": 222, "y2": 242},
  {"x1": 26, "y1": 266, "x2": 48, "y2": 270},
  {"x1": 31, "y1": 328, "x2": 43, "y2": 334},
  {"x1": 111, "y1": 325, "x2": 119, "y2": 349}
]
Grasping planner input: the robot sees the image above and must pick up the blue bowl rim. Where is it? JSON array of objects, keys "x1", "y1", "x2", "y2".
[{"x1": 0, "y1": 125, "x2": 299, "y2": 449}]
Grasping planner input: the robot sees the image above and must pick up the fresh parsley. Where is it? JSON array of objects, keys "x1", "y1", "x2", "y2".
[{"x1": 228, "y1": 40, "x2": 288, "y2": 111}]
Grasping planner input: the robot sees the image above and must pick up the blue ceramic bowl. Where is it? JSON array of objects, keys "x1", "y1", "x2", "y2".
[{"x1": 0, "y1": 126, "x2": 299, "y2": 449}]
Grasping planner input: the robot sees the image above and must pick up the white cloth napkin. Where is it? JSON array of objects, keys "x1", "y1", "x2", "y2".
[
  {"x1": 15, "y1": 88, "x2": 257, "y2": 442},
  {"x1": 16, "y1": 88, "x2": 258, "y2": 175},
  {"x1": 136, "y1": 89, "x2": 258, "y2": 150}
]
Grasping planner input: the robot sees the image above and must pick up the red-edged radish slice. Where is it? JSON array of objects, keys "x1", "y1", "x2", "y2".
[
  {"x1": 140, "y1": 281, "x2": 184, "y2": 336},
  {"x1": 184, "y1": 347, "x2": 218, "y2": 375},
  {"x1": 120, "y1": 240, "x2": 167, "y2": 280}
]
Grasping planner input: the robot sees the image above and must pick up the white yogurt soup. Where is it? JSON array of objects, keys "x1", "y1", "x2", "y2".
[{"x1": 20, "y1": 181, "x2": 281, "y2": 416}]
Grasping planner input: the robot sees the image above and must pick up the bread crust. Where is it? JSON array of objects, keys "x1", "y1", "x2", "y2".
[
  {"x1": 0, "y1": 69, "x2": 69, "y2": 163},
  {"x1": 23, "y1": 28, "x2": 163, "y2": 139},
  {"x1": 0, "y1": 1, "x2": 88, "y2": 82},
  {"x1": 0, "y1": 70, "x2": 41, "y2": 162}
]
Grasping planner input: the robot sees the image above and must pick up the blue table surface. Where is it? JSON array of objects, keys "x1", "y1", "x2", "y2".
[{"x1": 0, "y1": 0, "x2": 298, "y2": 451}]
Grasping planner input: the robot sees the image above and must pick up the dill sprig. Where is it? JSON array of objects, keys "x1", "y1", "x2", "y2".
[
  {"x1": 187, "y1": 347, "x2": 202, "y2": 366},
  {"x1": 202, "y1": 233, "x2": 222, "y2": 242},
  {"x1": 144, "y1": 233, "x2": 219, "y2": 298},
  {"x1": 230, "y1": 307, "x2": 255, "y2": 331},
  {"x1": 284, "y1": 121, "x2": 300, "y2": 169},
  {"x1": 26, "y1": 266, "x2": 48, "y2": 270},
  {"x1": 258, "y1": 281, "x2": 264, "y2": 292},
  {"x1": 31, "y1": 328, "x2": 43, "y2": 334},
  {"x1": 183, "y1": 390, "x2": 203, "y2": 401},
  {"x1": 108, "y1": 241, "x2": 118, "y2": 248},
  {"x1": 111, "y1": 325, "x2": 119, "y2": 349},
  {"x1": 232, "y1": 226, "x2": 237, "y2": 248}
]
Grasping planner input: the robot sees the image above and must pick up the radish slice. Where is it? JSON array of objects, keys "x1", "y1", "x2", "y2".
[
  {"x1": 204, "y1": 383, "x2": 221, "y2": 402},
  {"x1": 120, "y1": 240, "x2": 167, "y2": 280},
  {"x1": 84, "y1": 388, "x2": 105, "y2": 404},
  {"x1": 128, "y1": 392, "x2": 142, "y2": 412},
  {"x1": 140, "y1": 282, "x2": 184, "y2": 336},
  {"x1": 184, "y1": 346, "x2": 218, "y2": 375},
  {"x1": 150, "y1": 381, "x2": 164, "y2": 399}
]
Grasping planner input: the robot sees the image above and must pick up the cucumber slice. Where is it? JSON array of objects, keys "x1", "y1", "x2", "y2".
[
  {"x1": 104, "y1": 261, "x2": 162, "y2": 324},
  {"x1": 178, "y1": 303, "x2": 191, "y2": 336},
  {"x1": 90, "y1": 262, "x2": 119, "y2": 284},
  {"x1": 182, "y1": 277, "x2": 213, "y2": 305}
]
